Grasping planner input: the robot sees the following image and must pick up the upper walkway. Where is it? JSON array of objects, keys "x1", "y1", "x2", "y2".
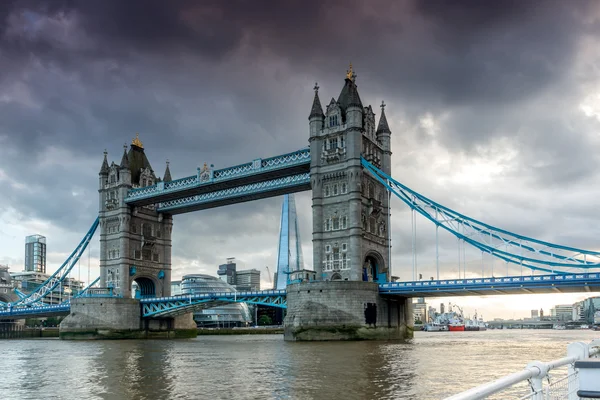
[
  {"x1": 379, "y1": 272, "x2": 600, "y2": 297},
  {"x1": 125, "y1": 148, "x2": 310, "y2": 212}
]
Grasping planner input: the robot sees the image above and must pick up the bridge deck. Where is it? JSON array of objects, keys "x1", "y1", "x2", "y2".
[
  {"x1": 379, "y1": 273, "x2": 600, "y2": 297},
  {"x1": 125, "y1": 149, "x2": 310, "y2": 207}
]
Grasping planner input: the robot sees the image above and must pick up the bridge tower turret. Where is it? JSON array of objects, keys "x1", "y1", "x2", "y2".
[
  {"x1": 97, "y1": 134, "x2": 172, "y2": 299},
  {"x1": 285, "y1": 66, "x2": 410, "y2": 341},
  {"x1": 309, "y1": 65, "x2": 391, "y2": 283}
]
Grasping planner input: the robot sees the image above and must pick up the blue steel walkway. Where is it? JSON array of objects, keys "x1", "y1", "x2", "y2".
[
  {"x1": 2, "y1": 274, "x2": 600, "y2": 319},
  {"x1": 379, "y1": 272, "x2": 600, "y2": 297}
]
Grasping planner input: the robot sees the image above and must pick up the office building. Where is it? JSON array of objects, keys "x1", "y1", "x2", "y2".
[
  {"x1": 25, "y1": 234, "x2": 46, "y2": 273},
  {"x1": 413, "y1": 298, "x2": 427, "y2": 323},
  {"x1": 531, "y1": 309, "x2": 539, "y2": 319},
  {"x1": 550, "y1": 304, "x2": 573, "y2": 321},
  {"x1": 217, "y1": 258, "x2": 237, "y2": 286},
  {"x1": 235, "y1": 269, "x2": 261, "y2": 291},
  {"x1": 10, "y1": 271, "x2": 83, "y2": 305},
  {"x1": 171, "y1": 280, "x2": 182, "y2": 296}
]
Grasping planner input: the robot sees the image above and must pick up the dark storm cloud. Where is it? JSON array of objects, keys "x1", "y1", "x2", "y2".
[{"x1": 2, "y1": 0, "x2": 600, "y2": 281}]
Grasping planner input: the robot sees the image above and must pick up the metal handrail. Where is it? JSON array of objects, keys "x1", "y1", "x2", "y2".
[{"x1": 445, "y1": 341, "x2": 600, "y2": 400}]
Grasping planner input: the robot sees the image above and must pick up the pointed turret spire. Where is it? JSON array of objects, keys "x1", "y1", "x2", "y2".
[
  {"x1": 99, "y1": 150, "x2": 109, "y2": 175},
  {"x1": 309, "y1": 82, "x2": 324, "y2": 119},
  {"x1": 376, "y1": 101, "x2": 391, "y2": 134},
  {"x1": 338, "y1": 64, "x2": 362, "y2": 111},
  {"x1": 163, "y1": 160, "x2": 172, "y2": 182},
  {"x1": 119, "y1": 144, "x2": 130, "y2": 169}
]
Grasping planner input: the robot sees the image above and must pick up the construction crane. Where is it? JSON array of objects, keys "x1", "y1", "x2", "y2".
[{"x1": 265, "y1": 266, "x2": 273, "y2": 289}]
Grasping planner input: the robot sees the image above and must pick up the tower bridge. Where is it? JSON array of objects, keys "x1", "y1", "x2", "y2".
[{"x1": 2, "y1": 66, "x2": 600, "y2": 340}]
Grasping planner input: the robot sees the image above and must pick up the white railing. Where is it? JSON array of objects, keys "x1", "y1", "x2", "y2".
[{"x1": 445, "y1": 340, "x2": 600, "y2": 400}]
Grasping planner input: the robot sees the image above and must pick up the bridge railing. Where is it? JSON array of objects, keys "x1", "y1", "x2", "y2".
[{"x1": 444, "y1": 340, "x2": 600, "y2": 400}]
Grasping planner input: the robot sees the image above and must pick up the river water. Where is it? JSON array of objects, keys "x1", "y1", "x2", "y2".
[{"x1": 0, "y1": 329, "x2": 597, "y2": 400}]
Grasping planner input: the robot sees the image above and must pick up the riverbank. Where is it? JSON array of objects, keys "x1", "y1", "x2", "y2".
[
  {"x1": 197, "y1": 327, "x2": 283, "y2": 335},
  {"x1": 0, "y1": 326, "x2": 59, "y2": 339}
]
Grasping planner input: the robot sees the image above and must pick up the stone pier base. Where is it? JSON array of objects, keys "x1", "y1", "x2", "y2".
[
  {"x1": 59, "y1": 297, "x2": 197, "y2": 340},
  {"x1": 284, "y1": 281, "x2": 413, "y2": 341}
]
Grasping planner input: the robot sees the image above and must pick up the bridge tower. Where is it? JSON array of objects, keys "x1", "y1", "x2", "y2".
[
  {"x1": 98, "y1": 134, "x2": 173, "y2": 298},
  {"x1": 284, "y1": 66, "x2": 412, "y2": 341},
  {"x1": 309, "y1": 66, "x2": 392, "y2": 283}
]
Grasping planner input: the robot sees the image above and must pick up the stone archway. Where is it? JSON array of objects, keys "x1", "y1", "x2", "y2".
[
  {"x1": 331, "y1": 272, "x2": 342, "y2": 281},
  {"x1": 362, "y1": 251, "x2": 386, "y2": 283},
  {"x1": 131, "y1": 276, "x2": 157, "y2": 299}
]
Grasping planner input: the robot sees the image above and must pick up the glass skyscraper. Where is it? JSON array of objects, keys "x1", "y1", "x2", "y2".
[{"x1": 25, "y1": 235, "x2": 46, "y2": 273}]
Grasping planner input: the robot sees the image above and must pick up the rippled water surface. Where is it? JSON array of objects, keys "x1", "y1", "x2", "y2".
[{"x1": 0, "y1": 329, "x2": 598, "y2": 399}]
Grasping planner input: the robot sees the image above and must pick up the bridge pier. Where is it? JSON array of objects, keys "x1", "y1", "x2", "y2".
[
  {"x1": 284, "y1": 281, "x2": 413, "y2": 341},
  {"x1": 59, "y1": 297, "x2": 197, "y2": 340}
]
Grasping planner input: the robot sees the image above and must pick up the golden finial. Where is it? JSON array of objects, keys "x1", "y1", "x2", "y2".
[
  {"x1": 346, "y1": 63, "x2": 353, "y2": 80},
  {"x1": 132, "y1": 133, "x2": 144, "y2": 148}
]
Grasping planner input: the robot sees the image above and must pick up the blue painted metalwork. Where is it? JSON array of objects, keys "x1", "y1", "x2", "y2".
[
  {"x1": 361, "y1": 158, "x2": 600, "y2": 274},
  {"x1": 126, "y1": 148, "x2": 310, "y2": 202},
  {"x1": 157, "y1": 173, "x2": 310, "y2": 213},
  {"x1": 379, "y1": 273, "x2": 600, "y2": 297},
  {"x1": 6, "y1": 218, "x2": 99, "y2": 308},
  {"x1": 140, "y1": 290, "x2": 287, "y2": 318},
  {"x1": 0, "y1": 303, "x2": 71, "y2": 319},
  {"x1": 73, "y1": 277, "x2": 100, "y2": 298}
]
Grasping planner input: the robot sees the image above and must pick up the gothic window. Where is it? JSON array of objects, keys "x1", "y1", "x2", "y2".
[
  {"x1": 329, "y1": 115, "x2": 339, "y2": 127},
  {"x1": 110, "y1": 174, "x2": 116, "y2": 184},
  {"x1": 332, "y1": 248, "x2": 340, "y2": 269},
  {"x1": 324, "y1": 219, "x2": 331, "y2": 231},
  {"x1": 342, "y1": 243, "x2": 348, "y2": 252},
  {"x1": 369, "y1": 183, "x2": 374, "y2": 199},
  {"x1": 342, "y1": 253, "x2": 348, "y2": 269},
  {"x1": 333, "y1": 184, "x2": 338, "y2": 196},
  {"x1": 325, "y1": 185, "x2": 330, "y2": 197},
  {"x1": 142, "y1": 249, "x2": 151, "y2": 261},
  {"x1": 152, "y1": 253, "x2": 159, "y2": 262},
  {"x1": 342, "y1": 216, "x2": 347, "y2": 229},
  {"x1": 134, "y1": 250, "x2": 141, "y2": 259},
  {"x1": 324, "y1": 254, "x2": 332, "y2": 271},
  {"x1": 143, "y1": 224, "x2": 152, "y2": 237},
  {"x1": 340, "y1": 135, "x2": 345, "y2": 148},
  {"x1": 332, "y1": 217, "x2": 340, "y2": 230},
  {"x1": 330, "y1": 137, "x2": 338, "y2": 149},
  {"x1": 142, "y1": 178, "x2": 147, "y2": 187},
  {"x1": 325, "y1": 245, "x2": 331, "y2": 253},
  {"x1": 341, "y1": 182, "x2": 348, "y2": 194}
]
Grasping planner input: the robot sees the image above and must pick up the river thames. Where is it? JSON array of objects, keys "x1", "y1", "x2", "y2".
[{"x1": 0, "y1": 329, "x2": 597, "y2": 399}]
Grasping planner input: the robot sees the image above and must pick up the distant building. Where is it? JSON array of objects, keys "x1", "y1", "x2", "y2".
[
  {"x1": 10, "y1": 271, "x2": 83, "y2": 305},
  {"x1": 217, "y1": 258, "x2": 237, "y2": 286},
  {"x1": 440, "y1": 303, "x2": 445, "y2": 314},
  {"x1": 236, "y1": 269, "x2": 261, "y2": 291},
  {"x1": 180, "y1": 274, "x2": 251, "y2": 327},
  {"x1": 413, "y1": 298, "x2": 427, "y2": 323},
  {"x1": 531, "y1": 309, "x2": 539, "y2": 319},
  {"x1": 550, "y1": 304, "x2": 573, "y2": 321},
  {"x1": 25, "y1": 234, "x2": 46, "y2": 273},
  {"x1": 0, "y1": 265, "x2": 13, "y2": 302},
  {"x1": 171, "y1": 280, "x2": 182, "y2": 296}
]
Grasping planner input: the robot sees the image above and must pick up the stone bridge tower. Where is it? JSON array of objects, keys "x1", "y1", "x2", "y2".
[
  {"x1": 309, "y1": 65, "x2": 392, "y2": 283},
  {"x1": 284, "y1": 67, "x2": 411, "y2": 342},
  {"x1": 98, "y1": 134, "x2": 173, "y2": 298}
]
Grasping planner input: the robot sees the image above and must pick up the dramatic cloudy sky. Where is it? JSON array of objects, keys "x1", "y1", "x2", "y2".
[{"x1": 2, "y1": 0, "x2": 600, "y2": 319}]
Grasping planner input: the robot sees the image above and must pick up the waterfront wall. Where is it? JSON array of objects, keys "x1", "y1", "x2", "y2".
[
  {"x1": 59, "y1": 297, "x2": 197, "y2": 339},
  {"x1": 284, "y1": 281, "x2": 413, "y2": 341}
]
